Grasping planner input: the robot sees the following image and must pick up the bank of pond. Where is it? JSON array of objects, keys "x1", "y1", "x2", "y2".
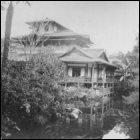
[{"x1": 5, "y1": 109, "x2": 131, "y2": 139}]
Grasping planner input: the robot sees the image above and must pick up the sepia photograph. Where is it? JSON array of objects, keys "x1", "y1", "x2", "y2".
[{"x1": 1, "y1": 1, "x2": 139, "y2": 139}]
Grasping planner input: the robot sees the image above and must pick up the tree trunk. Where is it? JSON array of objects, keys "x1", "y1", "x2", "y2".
[{"x1": 2, "y1": 1, "x2": 14, "y2": 72}]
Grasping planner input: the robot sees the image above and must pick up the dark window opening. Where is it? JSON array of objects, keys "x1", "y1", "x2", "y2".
[{"x1": 72, "y1": 67, "x2": 81, "y2": 77}]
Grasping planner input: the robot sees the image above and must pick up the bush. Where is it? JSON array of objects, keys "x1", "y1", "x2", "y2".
[{"x1": 1, "y1": 51, "x2": 66, "y2": 133}]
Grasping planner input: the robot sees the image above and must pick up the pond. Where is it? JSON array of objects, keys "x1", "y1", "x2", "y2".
[{"x1": 9, "y1": 115, "x2": 119, "y2": 139}]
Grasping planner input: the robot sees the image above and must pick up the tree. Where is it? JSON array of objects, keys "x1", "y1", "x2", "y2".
[
  {"x1": 1, "y1": 49, "x2": 66, "y2": 138},
  {"x1": 110, "y1": 33, "x2": 139, "y2": 95},
  {"x1": 111, "y1": 34, "x2": 139, "y2": 139},
  {"x1": 126, "y1": 34, "x2": 139, "y2": 68},
  {"x1": 1, "y1": 1, "x2": 30, "y2": 72},
  {"x1": 2, "y1": 1, "x2": 14, "y2": 72}
]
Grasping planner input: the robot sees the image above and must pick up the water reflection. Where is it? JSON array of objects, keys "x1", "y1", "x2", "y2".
[{"x1": 10, "y1": 115, "x2": 118, "y2": 139}]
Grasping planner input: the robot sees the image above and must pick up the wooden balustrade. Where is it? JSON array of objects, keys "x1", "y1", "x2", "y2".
[{"x1": 59, "y1": 76, "x2": 115, "y2": 89}]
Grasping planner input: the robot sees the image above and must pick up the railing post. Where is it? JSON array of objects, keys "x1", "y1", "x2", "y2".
[
  {"x1": 78, "y1": 79, "x2": 80, "y2": 92},
  {"x1": 101, "y1": 96, "x2": 104, "y2": 119},
  {"x1": 100, "y1": 97, "x2": 104, "y2": 129},
  {"x1": 90, "y1": 105, "x2": 93, "y2": 129}
]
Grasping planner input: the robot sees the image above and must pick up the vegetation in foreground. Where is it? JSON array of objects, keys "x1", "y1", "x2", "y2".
[
  {"x1": 1, "y1": 51, "x2": 66, "y2": 138},
  {"x1": 1, "y1": 41, "x2": 139, "y2": 138},
  {"x1": 1, "y1": 3, "x2": 139, "y2": 136}
]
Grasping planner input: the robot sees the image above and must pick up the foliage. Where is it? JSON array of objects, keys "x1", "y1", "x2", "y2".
[
  {"x1": 122, "y1": 91, "x2": 139, "y2": 105},
  {"x1": 112, "y1": 34, "x2": 139, "y2": 139},
  {"x1": 111, "y1": 34, "x2": 139, "y2": 90},
  {"x1": 13, "y1": 33, "x2": 50, "y2": 47},
  {"x1": 1, "y1": 1, "x2": 30, "y2": 10},
  {"x1": 1, "y1": 1, "x2": 31, "y2": 72},
  {"x1": 109, "y1": 34, "x2": 139, "y2": 139},
  {"x1": 1, "y1": 49, "x2": 66, "y2": 138},
  {"x1": 121, "y1": 93, "x2": 139, "y2": 139}
]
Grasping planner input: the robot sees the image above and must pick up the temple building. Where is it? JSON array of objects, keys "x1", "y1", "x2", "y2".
[
  {"x1": 10, "y1": 18, "x2": 117, "y2": 89},
  {"x1": 11, "y1": 18, "x2": 93, "y2": 60},
  {"x1": 59, "y1": 46, "x2": 116, "y2": 88}
]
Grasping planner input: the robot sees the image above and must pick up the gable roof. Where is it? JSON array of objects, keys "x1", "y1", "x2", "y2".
[
  {"x1": 60, "y1": 46, "x2": 92, "y2": 59},
  {"x1": 12, "y1": 30, "x2": 93, "y2": 47},
  {"x1": 12, "y1": 17, "x2": 93, "y2": 47},
  {"x1": 26, "y1": 18, "x2": 53, "y2": 24},
  {"x1": 26, "y1": 18, "x2": 69, "y2": 31},
  {"x1": 84, "y1": 49, "x2": 104, "y2": 59},
  {"x1": 60, "y1": 47, "x2": 104, "y2": 59},
  {"x1": 59, "y1": 46, "x2": 116, "y2": 68},
  {"x1": 99, "y1": 52, "x2": 109, "y2": 62},
  {"x1": 43, "y1": 30, "x2": 90, "y2": 39}
]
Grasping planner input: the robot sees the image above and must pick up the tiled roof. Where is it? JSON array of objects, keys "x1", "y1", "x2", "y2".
[
  {"x1": 6, "y1": 46, "x2": 116, "y2": 68},
  {"x1": 60, "y1": 47, "x2": 103, "y2": 59},
  {"x1": 60, "y1": 55, "x2": 94, "y2": 63},
  {"x1": 59, "y1": 47, "x2": 117, "y2": 68},
  {"x1": 26, "y1": 18, "x2": 69, "y2": 31},
  {"x1": 84, "y1": 49, "x2": 104, "y2": 59},
  {"x1": 12, "y1": 31, "x2": 92, "y2": 43},
  {"x1": 26, "y1": 18, "x2": 53, "y2": 24},
  {"x1": 43, "y1": 30, "x2": 88, "y2": 38}
]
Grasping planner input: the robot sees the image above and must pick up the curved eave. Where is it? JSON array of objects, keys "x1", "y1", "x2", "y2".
[
  {"x1": 60, "y1": 58, "x2": 117, "y2": 69},
  {"x1": 11, "y1": 32, "x2": 93, "y2": 45}
]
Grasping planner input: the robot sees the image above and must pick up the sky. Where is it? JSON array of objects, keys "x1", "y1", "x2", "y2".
[{"x1": 1, "y1": 1, "x2": 139, "y2": 55}]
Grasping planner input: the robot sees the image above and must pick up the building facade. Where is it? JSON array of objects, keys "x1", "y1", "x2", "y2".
[
  {"x1": 59, "y1": 47, "x2": 117, "y2": 89},
  {"x1": 10, "y1": 18, "x2": 117, "y2": 89},
  {"x1": 11, "y1": 18, "x2": 93, "y2": 60}
]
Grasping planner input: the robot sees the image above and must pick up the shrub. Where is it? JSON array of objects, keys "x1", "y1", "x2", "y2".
[{"x1": 1, "y1": 50, "x2": 66, "y2": 132}]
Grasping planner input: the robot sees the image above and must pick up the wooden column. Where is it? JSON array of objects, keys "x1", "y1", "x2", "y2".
[
  {"x1": 100, "y1": 96, "x2": 104, "y2": 129},
  {"x1": 101, "y1": 96, "x2": 104, "y2": 119},
  {"x1": 109, "y1": 96, "x2": 111, "y2": 109},
  {"x1": 87, "y1": 63, "x2": 92, "y2": 78},
  {"x1": 104, "y1": 66, "x2": 107, "y2": 88},
  {"x1": 112, "y1": 73, "x2": 115, "y2": 93},
  {"x1": 64, "y1": 63, "x2": 67, "y2": 88},
  {"x1": 65, "y1": 63, "x2": 68, "y2": 75},
  {"x1": 86, "y1": 63, "x2": 88, "y2": 78},
  {"x1": 102, "y1": 66, "x2": 105, "y2": 88},
  {"x1": 91, "y1": 64, "x2": 94, "y2": 92},
  {"x1": 88, "y1": 67, "x2": 92, "y2": 78}
]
